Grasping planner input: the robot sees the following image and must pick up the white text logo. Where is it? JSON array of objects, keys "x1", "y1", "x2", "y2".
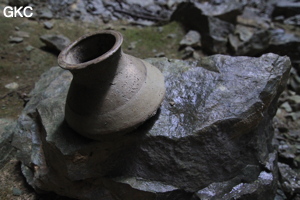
[{"x1": 3, "y1": 6, "x2": 33, "y2": 18}]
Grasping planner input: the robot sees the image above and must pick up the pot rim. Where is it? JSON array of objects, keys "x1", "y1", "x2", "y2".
[{"x1": 58, "y1": 30, "x2": 123, "y2": 70}]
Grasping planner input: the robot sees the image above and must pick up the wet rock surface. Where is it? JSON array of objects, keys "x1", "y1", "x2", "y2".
[{"x1": 12, "y1": 53, "x2": 290, "y2": 199}]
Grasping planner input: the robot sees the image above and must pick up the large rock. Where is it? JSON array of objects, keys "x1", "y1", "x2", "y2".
[{"x1": 12, "y1": 54, "x2": 291, "y2": 199}]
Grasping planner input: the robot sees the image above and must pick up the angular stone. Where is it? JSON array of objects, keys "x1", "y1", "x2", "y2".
[
  {"x1": 278, "y1": 162, "x2": 300, "y2": 195},
  {"x1": 280, "y1": 101, "x2": 292, "y2": 113},
  {"x1": 12, "y1": 54, "x2": 291, "y2": 199},
  {"x1": 287, "y1": 95, "x2": 300, "y2": 104},
  {"x1": 85, "y1": 0, "x2": 106, "y2": 15},
  {"x1": 37, "y1": 7, "x2": 53, "y2": 19},
  {"x1": 12, "y1": 187, "x2": 23, "y2": 196},
  {"x1": 180, "y1": 30, "x2": 201, "y2": 47},
  {"x1": 267, "y1": 29, "x2": 300, "y2": 63},
  {"x1": 14, "y1": 31, "x2": 30, "y2": 38},
  {"x1": 284, "y1": 15, "x2": 300, "y2": 26},
  {"x1": 171, "y1": 3, "x2": 235, "y2": 54},
  {"x1": 237, "y1": 7, "x2": 272, "y2": 29},
  {"x1": 229, "y1": 25, "x2": 271, "y2": 56},
  {"x1": 43, "y1": 21, "x2": 54, "y2": 29},
  {"x1": 272, "y1": 1, "x2": 300, "y2": 18},
  {"x1": 288, "y1": 68, "x2": 300, "y2": 94},
  {"x1": 40, "y1": 34, "x2": 70, "y2": 52},
  {"x1": 191, "y1": 0, "x2": 245, "y2": 22},
  {"x1": 8, "y1": 36, "x2": 23, "y2": 43},
  {"x1": 4, "y1": 82, "x2": 19, "y2": 90}
]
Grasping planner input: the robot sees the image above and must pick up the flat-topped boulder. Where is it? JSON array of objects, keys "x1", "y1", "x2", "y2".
[{"x1": 11, "y1": 53, "x2": 291, "y2": 199}]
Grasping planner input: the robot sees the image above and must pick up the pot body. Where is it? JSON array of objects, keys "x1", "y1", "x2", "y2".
[{"x1": 58, "y1": 31, "x2": 165, "y2": 140}]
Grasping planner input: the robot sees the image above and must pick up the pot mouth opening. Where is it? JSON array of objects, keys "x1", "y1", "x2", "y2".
[{"x1": 58, "y1": 31, "x2": 123, "y2": 69}]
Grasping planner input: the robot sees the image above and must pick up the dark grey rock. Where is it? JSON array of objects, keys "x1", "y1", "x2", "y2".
[
  {"x1": 181, "y1": 46, "x2": 195, "y2": 59},
  {"x1": 272, "y1": 1, "x2": 300, "y2": 18},
  {"x1": 124, "y1": 0, "x2": 154, "y2": 7},
  {"x1": 85, "y1": 0, "x2": 106, "y2": 15},
  {"x1": 171, "y1": 3, "x2": 234, "y2": 54},
  {"x1": 9, "y1": 36, "x2": 23, "y2": 43},
  {"x1": 278, "y1": 162, "x2": 300, "y2": 196},
  {"x1": 286, "y1": 94, "x2": 300, "y2": 112},
  {"x1": 208, "y1": 19, "x2": 234, "y2": 54},
  {"x1": 43, "y1": 21, "x2": 54, "y2": 29},
  {"x1": 37, "y1": 7, "x2": 53, "y2": 19},
  {"x1": 229, "y1": 25, "x2": 271, "y2": 56},
  {"x1": 192, "y1": 0, "x2": 245, "y2": 22},
  {"x1": 286, "y1": 112, "x2": 300, "y2": 121},
  {"x1": 40, "y1": 34, "x2": 70, "y2": 52},
  {"x1": 154, "y1": 52, "x2": 165, "y2": 57},
  {"x1": 284, "y1": 15, "x2": 300, "y2": 26},
  {"x1": 12, "y1": 187, "x2": 23, "y2": 196},
  {"x1": 275, "y1": 188, "x2": 287, "y2": 200},
  {"x1": 167, "y1": 33, "x2": 176, "y2": 38},
  {"x1": 278, "y1": 141, "x2": 297, "y2": 160},
  {"x1": 280, "y1": 102, "x2": 292, "y2": 113},
  {"x1": 229, "y1": 6, "x2": 272, "y2": 56},
  {"x1": 237, "y1": 7, "x2": 272, "y2": 29},
  {"x1": 129, "y1": 19, "x2": 156, "y2": 26},
  {"x1": 25, "y1": 45, "x2": 34, "y2": 52},
  {"x1": 267, "y1": 29, "x2": 300, "y2": 63},
  {"x1": 241, "y1": 0, "x2": 276, "y2": 17},
  {"x1": 288, "y1": 68, "x2": 300, "y2": 94},
  {"x1": 14, "y1": 31, "x2": 30, "y2": 38},
  {"x1": 287, "y1": 95, "x2": 300, "y2": 105},
  {"x1": 12, "y1": 54, "x2": 291, "y2": 199}
]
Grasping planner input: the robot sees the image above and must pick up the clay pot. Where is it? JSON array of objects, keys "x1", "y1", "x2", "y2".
[{"x1": 58, "y1": 30, "x2": 165, "y2": 140}]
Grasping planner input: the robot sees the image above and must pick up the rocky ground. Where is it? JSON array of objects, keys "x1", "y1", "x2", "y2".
[{"x1": 0, "y1": 0, "x2": 300, "y2": 199}]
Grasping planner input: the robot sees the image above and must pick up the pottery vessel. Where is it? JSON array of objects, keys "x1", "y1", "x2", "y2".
[{"x1": 58, "y1": 30, "x2": 165, "y2": 140}]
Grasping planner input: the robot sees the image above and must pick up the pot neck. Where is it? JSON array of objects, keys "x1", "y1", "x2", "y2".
[{"x1": 69, "y1": 48, "x2": 123, "y2": 86}]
